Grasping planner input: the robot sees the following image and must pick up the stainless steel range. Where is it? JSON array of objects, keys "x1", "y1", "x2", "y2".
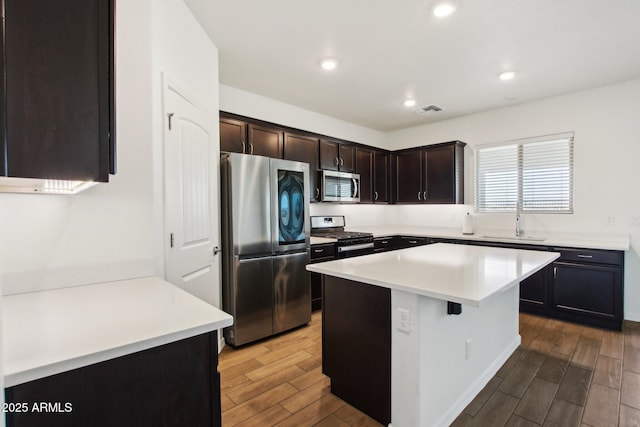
[{"x1": 310, "y1": 216, "x2": 374, "y2": 258}]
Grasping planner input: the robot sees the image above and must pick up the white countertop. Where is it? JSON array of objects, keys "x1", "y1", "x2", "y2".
[
  {"x1": 345, "y1": 225, "x2": 630, "y2": 251},
  {"x1": 306, "y1": 243, "x2": 559, "y2": 307},
  {"x1": 2, "y1": 276, "x2": 233, "y2": 387}
]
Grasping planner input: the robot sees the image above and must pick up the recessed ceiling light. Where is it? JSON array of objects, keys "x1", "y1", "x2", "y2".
[
  {"x1": 433, "y1": 0, "x2": 457, "y2": 18},
  {"x1": 320, "y1": 59, "x2": 339, "y2": 71},
  {"x1": 403, "y1": 99, "x2": 417, "y2": 107},
  {"x1": 499, "y1": 70, "x2": 516, "y2": 81}
]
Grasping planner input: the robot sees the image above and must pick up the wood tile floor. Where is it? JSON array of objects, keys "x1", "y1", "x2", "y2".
[{"x1": 219, "y1": 311, "x2": 640, "y2": 427}]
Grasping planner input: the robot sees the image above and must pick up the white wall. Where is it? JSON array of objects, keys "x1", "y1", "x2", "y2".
[
  {"x1": 219, "y1": 84, "x2": 388, "y2": 149},
  {"x1": 0, "y1": 0, "x2": 155, "y2": 295},
  {"x1": 387, "y1": 79, "x2": 640, "y2": 321},
  {"x1": 150, "y1": 0, "x2": 220, "y2": 306},
  {"x1": 0, "y1": 0, "x2": 221, "y2": 304}
]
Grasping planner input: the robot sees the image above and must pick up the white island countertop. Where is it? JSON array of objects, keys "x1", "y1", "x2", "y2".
[
  {"x1": 307, "y1": 243, "x2": 559, "y2": 307},
  {"x1": 2, "y1": 276, "x2": 233, "y2": 387}
]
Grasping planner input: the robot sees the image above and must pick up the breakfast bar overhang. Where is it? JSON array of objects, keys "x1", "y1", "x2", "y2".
[{"x1": 307, "y1": 243, "x2": 559, "y2": 427}]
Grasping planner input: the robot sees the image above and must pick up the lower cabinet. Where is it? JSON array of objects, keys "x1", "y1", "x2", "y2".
[
  {"x1": 310, "y1": 243, "x2": 337, "y2": 311},
  {"x1": 322, "y1": 275, "x2": 391, "y2": 426},
  {"x1": 374, "y1": 235, "x2": 429, "y2": 253},
  {"x1": 465, "y1": 240, "x2": 624, "y2": 330},
  {"x1": 5, "y1": 332, "x2": 221, "y2": 427},
  {"x1": 551, "y1": 248, "x2": 623, "y2": 330}
]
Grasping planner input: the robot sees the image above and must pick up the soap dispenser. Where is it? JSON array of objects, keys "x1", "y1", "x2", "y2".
[{"x1": 462, "y1": 212, "x2": 474, "y2": 235}]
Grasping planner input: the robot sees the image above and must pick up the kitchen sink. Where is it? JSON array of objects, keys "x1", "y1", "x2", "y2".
[{"x1": 480, "y1": 235, "x2": 546, "y2": 242}]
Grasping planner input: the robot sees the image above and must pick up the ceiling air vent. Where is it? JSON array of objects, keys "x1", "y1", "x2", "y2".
[{"x1": 414, "y1": 105, "x2": 444, "y2": 115}]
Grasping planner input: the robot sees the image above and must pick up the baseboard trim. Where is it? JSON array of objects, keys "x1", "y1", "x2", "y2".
[{"x1": 434, "y1": 334, "x2": 522, "y2": 427}]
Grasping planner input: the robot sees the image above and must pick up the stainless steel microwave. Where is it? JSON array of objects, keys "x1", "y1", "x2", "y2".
[{"x1": 319, "y1": 170, "x2": 360, "y2": 203}]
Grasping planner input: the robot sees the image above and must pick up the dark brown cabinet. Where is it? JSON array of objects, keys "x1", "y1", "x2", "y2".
[
  {"x1": 462, "y1": 240, "x2": 624, "y2": 330},
  {"x1": 551, "y1": 248, "x2": 623, "y2": 330},
  {"x1": 247, "y1": 124, "x2": 283, "y2": 158},
  {"x1": 356, "y1": 148, "x2": 374, "y2": 203},
  {"x1": 310, "y1": 243, "x2": 336, "y2": 311},
  {"x1": 283, "y1": 132, "x2": 319, "y2": 202},
  {"x1": 5, "y1": 332, "x2": 222, "y2": 427},
  {"x1": 356, "y1": 148, "x2": 389, "y2": 204},
  {"x1": 1, "y1": 0, "x2": 115, "y2": 182},
  {"x1": 393, "y1": 141, "x2": 465, "y2": 204},
  {"x1": 374, "y1": 151, "x2": 389, "y2": 203},
  {"x1": 219, "y1": 115, "x2": 283, "y2": 159},
  {"x1": 319, "y1": 139, "x2": 355, "y2": 172},
  {"x1": 219, "y1": 118, "x2": 246, "y2": 154}
]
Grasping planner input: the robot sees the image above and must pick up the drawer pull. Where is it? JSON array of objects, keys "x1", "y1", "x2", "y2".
[
  {"x1": 381, "y1": 240, "x2": 389, "y2": 244},
  {"x1": 577, "y1": 254, "x2": 593, "y2": 259},
  {"x1": 314, "y1": 249, "x2": 325, "y2": 253},
  {"x1": 409, "y1": 240, "x2": 418, "y2": 244}
]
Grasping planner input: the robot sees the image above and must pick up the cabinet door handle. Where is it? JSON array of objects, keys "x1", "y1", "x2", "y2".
[
  {"x1": 374, "y1": 191, "x2": 379, "y2": 201},
  {"x1": 423, "y1": 191, "x2": 427, "y2": 200},
  {"x1": 340, "y1": 158, "x2": 344, "y2": 166},
  {"x1": 334, "y1": 157, "x2": 339, "y2": 166},
  {"x1": 417, "y1": 191, "x2": 422, "y2": 201},
  {"x1": 554, "y1": 266, "x2": 557, "y2": 279},
  {"x1": 249, "y1": 143, "x2": 254, "y2": 154},
  {"x1": 577, "y1": 254, "x2": 593, "y2": 259},
  {"x1": 315, "y1": 188, "x2": 320, "y2": 199},
  {"x1": 242, "y1": 141, "x2": 246, "y2": 153}
]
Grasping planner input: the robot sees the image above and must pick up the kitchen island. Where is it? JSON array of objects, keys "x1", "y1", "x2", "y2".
[
  {"x1": 307, "y1": 243, "x2": 558, "y2": 427},
  {"x1": 2, "y1": 276, "x2": 233, "y2": 427}
]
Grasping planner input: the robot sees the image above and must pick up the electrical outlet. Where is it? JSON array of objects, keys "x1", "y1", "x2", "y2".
[
  {"x1": 465, "y1": 339, "x2": 472, "y2": 360},
  {"x1": 397, "y1": 308, "x2": 411, "y2": 333}
]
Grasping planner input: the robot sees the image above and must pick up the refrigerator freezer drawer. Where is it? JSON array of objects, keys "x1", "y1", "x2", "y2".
[
  {"x1": 273, "y1": 251, "x2": 311, "y2": 334},
  {"x1": 224, "y1": 256, "x2": 274, "y2": 346}
]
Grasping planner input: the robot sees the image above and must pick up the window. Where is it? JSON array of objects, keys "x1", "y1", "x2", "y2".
[{"x1": 475, "y1": 132, "x2": 574, "y2": 213}]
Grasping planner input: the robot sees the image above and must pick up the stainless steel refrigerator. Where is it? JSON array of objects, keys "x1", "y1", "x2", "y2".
[{"x1": 220, "y1": 152, "x2": 311, "y2": 346}]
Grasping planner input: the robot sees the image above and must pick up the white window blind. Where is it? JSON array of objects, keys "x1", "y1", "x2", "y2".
[{"x1": 475, "y1": 133, "x2": 574, "y2": 213}]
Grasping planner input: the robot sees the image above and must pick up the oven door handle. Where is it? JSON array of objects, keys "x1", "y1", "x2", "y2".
[{"x1": 337, "y1": 242, "x2": 374, "y2": 253}]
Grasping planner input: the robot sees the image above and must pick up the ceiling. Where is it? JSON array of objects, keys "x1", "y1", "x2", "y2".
[{"x1": 184, "y1": 0, "x2": 640, "y2": 132}]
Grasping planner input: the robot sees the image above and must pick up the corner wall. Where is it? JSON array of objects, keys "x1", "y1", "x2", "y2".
[
  {"x1": 387, "y1": 79, "x2": 640, "y2": 321},
  {"x1": 0, "y1": 0, "x2": 155, "y2": 295}
]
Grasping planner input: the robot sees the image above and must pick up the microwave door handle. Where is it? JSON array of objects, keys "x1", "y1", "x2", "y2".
[{"x1": 352, "y1": 178, "x2": 358, "y2": 198}]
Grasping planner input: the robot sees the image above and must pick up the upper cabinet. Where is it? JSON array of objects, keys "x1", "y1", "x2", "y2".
[
  {"x1": 1, "y1": 0, "x2": 115, "y2": 182},
  {"x1": 219, "y1": 115, "x2": 283, "y2": 158},
  {"x1": 219, "y1": 118, "x2": 247, "y2": 154},
  {"x1": 393, "y1": 141, "x2": 465, "y2": 204},
  {"x1": 319, "y1": 139, "x2": 355, "y2": 173},
  {"x1": 247, "y1": 124, "x2": 283, "y2": 158},
  {"x1": 218, "y1": 113, "x2": 466, "y2": 207},
  {"x1": 283, "y1": 132, "x2": 319, "y2": 202},
  {"x1": 356, "y1": 148, "x2": 389, "y2": 204}
]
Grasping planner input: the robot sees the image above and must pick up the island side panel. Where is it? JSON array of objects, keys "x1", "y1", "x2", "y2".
[
  {"x1": 322, "y1": 275, "x2": 391, "y2": 426},
  {"x1": 391, "y1": 286, "x2": 521, "y2": 427}
]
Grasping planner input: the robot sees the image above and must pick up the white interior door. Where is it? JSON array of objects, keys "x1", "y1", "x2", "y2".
[{"x1": 164, "y1": 82, "x2": 220, "y2": 307}]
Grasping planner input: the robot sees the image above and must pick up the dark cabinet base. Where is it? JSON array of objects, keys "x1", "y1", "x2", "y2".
[
  {"x1": 5, "y1": 333, "x2": 221, "y2": 427},
  {"x1": 322, "y1": 275, "x2": 391, "y2": 426}
]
